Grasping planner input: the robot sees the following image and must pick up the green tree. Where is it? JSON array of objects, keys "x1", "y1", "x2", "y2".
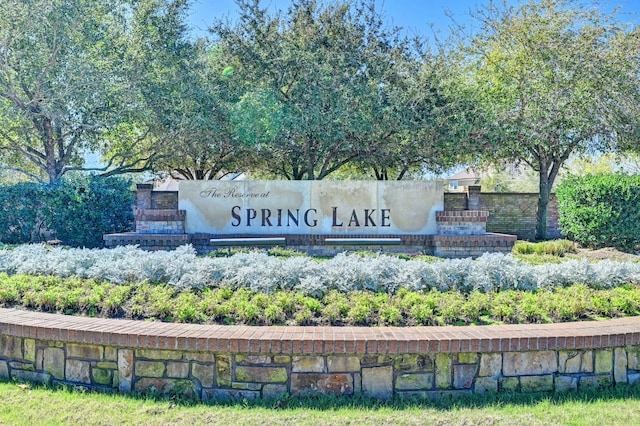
[
  {"x1": 0, "y1": 0, "x2": 173, "y2": 183},
  {"x1": 351, "y1": 46, "x2": 464, "y2": 180},
  {"x1": 455, "y1": 0, "x2": 640, "y2": 239},
  {"x1": 212, "y1": 0, "x2": 427, "y2": 180},
  {"x1": 128, "y1": 1, "x2": 248, "y2": 180}
]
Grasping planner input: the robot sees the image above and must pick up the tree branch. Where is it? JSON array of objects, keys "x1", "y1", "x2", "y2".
[{"x1": 0, "y1": 166, "x2": 45, "y2": 183}]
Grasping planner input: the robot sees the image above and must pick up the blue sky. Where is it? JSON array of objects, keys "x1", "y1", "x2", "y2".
[{"x1": 187, "y1": 0, "x2": 640, "y2": 39}]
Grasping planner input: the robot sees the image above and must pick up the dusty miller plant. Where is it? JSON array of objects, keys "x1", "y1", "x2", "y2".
[{"x1": 1, "y1": 245, "x2": 640, "y2": 294}]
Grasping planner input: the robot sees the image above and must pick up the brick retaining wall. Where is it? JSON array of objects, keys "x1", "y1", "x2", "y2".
[
  {"x1": 1, "y1": 308, "x2": 638, "y2": 401},
  {"x1": 444, "y1": 192, "x2": 561, "y2": 240}
]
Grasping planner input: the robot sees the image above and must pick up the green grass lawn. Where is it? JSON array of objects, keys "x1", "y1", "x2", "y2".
[{"x1": 1, "y1": 380, "x2": 640, "y2": 426}]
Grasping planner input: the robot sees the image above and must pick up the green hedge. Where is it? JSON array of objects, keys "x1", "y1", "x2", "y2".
[
  {"x1": 556, "y1": 173, "x2": 640, "y2": 252},
  {"x1": 0, "y1": 183, "x2": 46, "y2": 244},
  {"x1": 0, "y1": 175, "x2": 134, "y2": 247}
]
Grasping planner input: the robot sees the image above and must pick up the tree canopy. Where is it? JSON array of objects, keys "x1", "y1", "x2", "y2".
[
  {"x1": 129, "y1": 1, "x2": 249, "y2": 180},
  {"x1": 453, "y1": 0, "x2": 640, "y2": 239},
  {"x1": 1, "y1": 0, "x2": 638, "y2": 198},
  {"x1": 212, "y1": 0, "x2": 455, "y2": 180},
  {"x1": 0, "y1": 0, "x2": 152, "y2": 182}
]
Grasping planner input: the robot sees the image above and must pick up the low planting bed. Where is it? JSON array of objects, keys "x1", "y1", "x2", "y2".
[
  {"x1": 1, "y1": 243, "x2": 639, "y2": 327},
  {"x1": 2, "y1": 275, "x2": 640, "y2": 326},
  {"x1": 0, "y1": 242, "x2": 639, "y2": 401}
]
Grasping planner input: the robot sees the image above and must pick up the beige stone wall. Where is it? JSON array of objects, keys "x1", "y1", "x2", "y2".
[
  {"x1": 179, "y1": 181, "x2": 444, "y2": 236},
  {"x1": 1, "y1": 335, "x2": 638, "y2": 401}
]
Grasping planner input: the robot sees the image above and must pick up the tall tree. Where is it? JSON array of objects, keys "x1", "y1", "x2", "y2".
[
  {"x1": 152, "y1": 43, "x2": 249, "y2": 180},
  {"x1": 455, "y1": 0, "x2": 640, "y2": 239},
  {"x1": 0, "y1": 0, "x2": 180, "y2": 183},
  {"x1": 128, "y1": 1, "x2": 248, "y2": 180},
  {"x1": 353, "y1": 46, "x2": 471, "y2": 180},
  {"x1": 212, "y1": 0, "x2": 423, "y2": 180}
]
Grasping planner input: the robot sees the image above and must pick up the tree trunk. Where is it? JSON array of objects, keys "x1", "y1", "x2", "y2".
[{"x1": 536, "y1": 168, "x2": 552, "y2": 241}]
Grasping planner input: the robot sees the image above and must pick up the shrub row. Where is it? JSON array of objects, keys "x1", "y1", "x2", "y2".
[
  {"x1": 1, "y1": 245, "x2": 639, "y2": 295},
  {"x1": 1, "y1": 273, "x2": 638, "y2": 326},
  {"x1": 0, "y1": 175, "x2": 133, "y2": 247},
  {"x1": 557, "y1": 173, "x2": 640, "y2": 252}
]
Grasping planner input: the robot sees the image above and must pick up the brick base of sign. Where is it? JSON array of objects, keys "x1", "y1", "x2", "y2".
[
  {"x1": 431, "y1": 234, "x2": 517, "y2": 258},
  {"x1": 436, "y1": 210, "x2": 489, "y2": 235},
  {"x1": 104, "y1": 232, "x2": 517, "y2": 258},
  {"x1": 1, "y1": 309, "x2": 638, "y2": 401},
  {"x1": 103, "y1": 233, "x2": 189, "y2": 250}
]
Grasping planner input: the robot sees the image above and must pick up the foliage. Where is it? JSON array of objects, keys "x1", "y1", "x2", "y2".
[
  {"x1": 2, "y1": 272, "x2": 639, "y2": 326},
  {"x1": 129, "y1": 1, "x2": 249, "y2": 180},
  {"x1": 0, "y1": 176, "x2": 133, "y2": 247},
  {"x1": 513, "y1": 240, "x2": 577, "y2": 256},
  {"x1": 453, "y1": 0, "x2": 640, "y2": 239},
  {"x1": 556, "y1": 173, "x2": 640, "y2": 252},
  {"x1": 0, "y1": 0, "x2": 168, "y2": 182},
  {"x1": 43, "y1": 175, "x2": 134, "y2": 248},
  {"x1": 0, "y1": 182, "x2": 47, "y2": 244},
  {"x1": 212, "y1": 0, "x2": 454, "y2": 180},
  {"x1": 2, "y1": 245, "x2": 639, "y2": 296}
]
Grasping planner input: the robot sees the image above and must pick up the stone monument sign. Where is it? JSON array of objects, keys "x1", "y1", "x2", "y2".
[{"x1": 178, "y1": 180, "x2": 443, "y2": 235}]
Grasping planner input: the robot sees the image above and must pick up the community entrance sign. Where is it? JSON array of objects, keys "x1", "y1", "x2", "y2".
[{"x1": 178, "y1": 181, "x2": 443, "y2": 235}]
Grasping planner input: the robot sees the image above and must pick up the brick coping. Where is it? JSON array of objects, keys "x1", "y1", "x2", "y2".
[{"x1": 2, "y1": 308, "x2": 639, "y2": 354}]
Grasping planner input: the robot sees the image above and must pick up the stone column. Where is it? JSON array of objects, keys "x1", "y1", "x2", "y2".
[
  {"x1": 467, "y1": 185, "x2": 481, "y2": 211},
  {"x1": 136, "y1": 184, "x2": 153, "y2": 210}
]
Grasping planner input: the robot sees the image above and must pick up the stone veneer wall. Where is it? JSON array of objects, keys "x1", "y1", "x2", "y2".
[
  {"x1": 135, "y1": 209, "x2": 186, "y2": 234},
  {"x1": 1, "y1": 309, "x2": 639, "y2": 401}
]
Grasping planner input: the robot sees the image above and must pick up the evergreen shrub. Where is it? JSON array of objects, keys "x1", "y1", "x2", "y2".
[
  {"x1": 0, "y1": 182, "x2": 46, "y2": 244},
  {"x1": 556, "y1": 173, "x2": 640, "y2": 252},
  {"x1": 0, "y1": 176, "x2": 133, "y2": 247}
]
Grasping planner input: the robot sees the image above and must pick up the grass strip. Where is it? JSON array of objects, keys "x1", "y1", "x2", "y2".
[{"x1": 0, "y1": 379, "x2": 639, "y2": 425}]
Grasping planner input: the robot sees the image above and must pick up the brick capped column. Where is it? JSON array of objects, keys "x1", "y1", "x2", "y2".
[
  {"x1": 136, "y1": 184, "x2": 153, "y2": 210},
  {"x1": 467, "y1": 185, "x2": 481, "y2": 211},
  {"x1": 436, "y1": 210, "x2": 489, "y2": 235}
]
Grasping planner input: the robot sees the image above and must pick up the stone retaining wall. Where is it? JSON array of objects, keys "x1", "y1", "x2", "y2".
[
  {"x1": 134, "y1": 209, "x2": 186, "y2": 234},
  {"x1": 1, "y1": 309, "x2": 639, "y2": 401}
]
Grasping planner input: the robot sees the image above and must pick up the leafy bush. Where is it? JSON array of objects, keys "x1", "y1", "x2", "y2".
[
  {"x1": 557, "y1": 173, "x2": 640, "y2": 252},
  {"x1": 43, "y1": 175, "x2": 134, "y2": 247},
  {"x1": 0, "y1": 176, "x2": 134, "y2": 247},
  {"x1": 0, "y1": 183, "x2": 47, "y2": 244}
]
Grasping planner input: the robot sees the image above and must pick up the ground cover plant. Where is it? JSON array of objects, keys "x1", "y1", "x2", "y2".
[
  {"x1": 1, "y1": 378, "x2": 640, "y2": 426},
  {"x1": 0, "y1": 242, "x2": 639, "y2": 326}
]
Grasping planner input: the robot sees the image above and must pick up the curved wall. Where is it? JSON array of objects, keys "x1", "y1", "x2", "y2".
[{"x1": 1, "y1": 308, "x2": 639, "y2": 400}]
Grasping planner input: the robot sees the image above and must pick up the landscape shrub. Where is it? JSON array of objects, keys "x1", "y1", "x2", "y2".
[
  {"x1": 4, "y1": 272, "x2": 638, "y2": 325},
  {"x1": 556, "y1": 173, "x2": 640, "y2": 252},
  {"x1": 513, "y1": 240, "x2": 577, "y2": 256},
  {"x1": 0, "y1": 183, "x2": 47, "y2": 244},
  {"x1": 1, "y1": 244, "x2": 639, "y2": 295},
  {"x1": 42, "y1": 175, "x2": 134, "y2": 248},
  {"x1": 0, "y1": 176, "x2": 134, "y2": 248}
]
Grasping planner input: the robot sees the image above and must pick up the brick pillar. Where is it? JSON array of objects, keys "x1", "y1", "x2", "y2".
[
  {"x1": 467, "y1": 185, "x2": 481, "y2": 211},
  {"x1": 136, "y1": 184, "x2": 153, "y2": 210}
]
